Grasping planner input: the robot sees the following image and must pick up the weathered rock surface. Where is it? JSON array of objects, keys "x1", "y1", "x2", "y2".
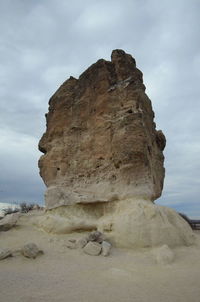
[
  {"x1": 21, "y1": 243, "x2": 43, "y2": 259},
  {"x1": 83, "y1": 241, "x2": 102, "y2": 256},
  {"x1": 37, "y1": 49, "x2": 195, "y2": 248},
  {"x1": 0, "y1": 248, "x2": 12, "y2": 260},
  {"x1": 0, "y1": 213, "x2": 20, "y2": 231},
  {"x1": 39, "y1": 49, "x2": 166, "y2": 209}
]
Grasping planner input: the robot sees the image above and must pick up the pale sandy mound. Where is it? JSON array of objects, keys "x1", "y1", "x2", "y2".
[
  {"x1": 0, "y1": 211, "x2": 200, "y2": 302},
  {"x1": 34, "y1": 199, "x2": 195, "y2": 248}
]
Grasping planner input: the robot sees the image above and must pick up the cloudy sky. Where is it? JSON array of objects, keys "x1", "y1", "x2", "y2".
[{"x1": 0, "y1": 0, "x2": 199, "y2": 217}]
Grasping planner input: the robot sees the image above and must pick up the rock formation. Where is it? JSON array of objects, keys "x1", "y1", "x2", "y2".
[
  {"x1": 39, "y1": 49, "x2": 166, "y2": 207},
  {"x1": 38, "y1": 50, "x2": 195, "y2": 248}
]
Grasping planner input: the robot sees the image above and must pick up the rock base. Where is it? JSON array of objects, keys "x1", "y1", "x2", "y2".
[{"x1": 34, "y1": 199, "x2": 195, "y2": 248}]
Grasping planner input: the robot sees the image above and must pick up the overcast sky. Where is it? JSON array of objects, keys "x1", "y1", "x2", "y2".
[{"x1": 0, "y1": 0, "x2": 199, "y2": 217}]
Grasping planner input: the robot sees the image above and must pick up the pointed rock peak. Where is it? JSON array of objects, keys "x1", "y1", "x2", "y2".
[
  {"x1": 111, "y1": 49, "x2": 136, "y2": 67},
  {"x1": 111, "y1": 49, "x2": 126, "y2": 58}
]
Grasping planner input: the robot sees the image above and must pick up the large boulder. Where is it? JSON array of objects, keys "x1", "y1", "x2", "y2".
[
  {"x1": 37, "y1": 50, "x2": 194, "y2": 248},
  {"x1": 39, "y1": 49, "x2": 165, "y2": 208}
]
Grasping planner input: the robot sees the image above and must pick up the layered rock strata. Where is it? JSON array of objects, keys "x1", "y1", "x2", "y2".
[{"x1": 38, "y1": 50, "x2": 195, "y2": 248}]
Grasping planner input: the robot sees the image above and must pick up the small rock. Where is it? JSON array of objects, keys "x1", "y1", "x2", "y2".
[
  {"x1": 83, "y1": 241, "x2": 102, "y2": 256},
  {"x1": 65, "y1": 240, "x2": 77, "y2": 249},
  {"x1": 0, "y1": 248, "x2": 12, "y2": 260},
  {"x1": 102, "y1": 241, "x2": 111, "y2": 256},
  {"x1": 68, "y1": 239, "x2": 76, "y2": 243},
  {"x1": 87, "y1": 231, "x2": 105, "y2": 243},
  {"x1": 76, "y1": 237, "x2": 88, "y2": 248},
  {"x1": 155, "y1": 244, "x2": 174, "y2": 265},
  {"x1": 21, "y1": 243, "x2": 43, "y2": 259},
  {"x1": 0, "y1": 213, "x2": 20, "y2": 231}
]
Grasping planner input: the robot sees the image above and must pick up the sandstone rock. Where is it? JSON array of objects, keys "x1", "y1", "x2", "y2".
[
  {"x1": 0, "y1": 248, "x2": 12, "y2": 260},
  {"x1": 37, "y1": 49, "x2": 195, "y2": 249},
  {"x1": 101, "y1": 241, "x2": 111, "y2": 256},
  {"x1": 83, "y1": 241, "x2": 102, "y2": 256},
  {"x1": 0, "y1": 213, "x2": 20, "y2": 231},
  {"x1": 21, "y1": 243, "x2": 43, "y2": 259},
  {"x1": 39, "y1": 49, "x2": 165, "y2": 209},
  {"x1": 154, "y1": 245, "x2": 174, "y2": 265}
]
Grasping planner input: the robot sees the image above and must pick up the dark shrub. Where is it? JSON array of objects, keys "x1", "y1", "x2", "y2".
[{"x1": 20, "y1": 202, "x2": 35, "y2": 213}]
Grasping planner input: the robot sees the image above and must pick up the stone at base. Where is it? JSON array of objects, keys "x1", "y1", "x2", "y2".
[
  {"x1": 76, "y1": 237, "x2": 88, "y2": 248},
  {"x1": 87, "y1": 231, "x2": 104, "y2": 243},
  {"x1": 102, "y1": 241, "x2": 111, "y2": 256},
  {"x1": 65, "y1": 240, "x2": 77, "y2": 249},
  {"x1": 83, "y1": 242, "x2": 102, "y2": 256},
  {"x1": 0, "y1": 248, "x2": 12, "y2": 260},
  {"x1": 21, "y1": 243, "x2": 43, "y2": 259}
]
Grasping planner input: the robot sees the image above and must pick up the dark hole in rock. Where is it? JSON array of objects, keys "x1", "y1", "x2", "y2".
[
  {"x1": 114, "y1": 161, "x2": 121, "y2": 169},
  {"x1": 127, "y1": 109, "x2": 133, "y2": 113},
  {"x1": 147, "y1": 146, "x2": 151, "y2": 154},
  {"x1": 57, "y1": 167, "x2": 60, "y2": 171}
]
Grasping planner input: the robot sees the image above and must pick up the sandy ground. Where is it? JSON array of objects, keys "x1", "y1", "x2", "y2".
[{"x1": 0, "y1": 211, "x2": 200, "y2": 302}]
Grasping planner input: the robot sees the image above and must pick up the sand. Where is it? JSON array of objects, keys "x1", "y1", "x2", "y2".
[{"x1": 0, "y1": 211, "x2": 200, "y2": 302}]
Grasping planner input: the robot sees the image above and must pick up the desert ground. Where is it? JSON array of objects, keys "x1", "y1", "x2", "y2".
[{"x1": 0, "y1": 211, "x2": 200, "y2": 302}]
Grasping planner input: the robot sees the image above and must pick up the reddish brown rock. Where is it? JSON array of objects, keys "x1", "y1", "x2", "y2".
[{"x1": 39, "y1": 49, "x2": 166, "y2": 209}]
